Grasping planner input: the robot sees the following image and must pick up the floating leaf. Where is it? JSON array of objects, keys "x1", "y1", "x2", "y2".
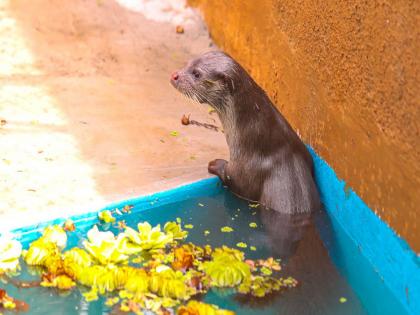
[
  {"x1": 98, "y1": 210, "x2": 116, "y2": 223},
  {"x1": 170, "y1": 131, "x2": 179, "y2": 137},
  {"x1": 236, "y1": 242, "x2": 247, "y2": 249},
  {"x1": 184, "y1": 224, "x2": 193, "y2": 230},
  {"x1": 250, "y1": 246, "x2": 257, "y2": 251},
  {"x1": 249, "y1": 222, "x2": 257, "y2": 228},
  {"x1": 201, "y1": 247, "x2": 250, "y2": 287},
  {"x1": 340, "y1": 297, "x2": 347, "y2": 303},
  {"x1": 121, "y1": 222, "x2": 173, "y2": 252},
  {"x1": 0, "y1": 236, "x2": 22, "y2": 272},
  {"x1": 260, "y1": 266, "x2": 272, "y2": 276},
  {"x1": 220, "y1": 226, "x2": 233, "y2": 233},
  {"x1": 83, "y1": 226, "x2": 128, "y2": 265},
  {"x1": 164, "y1": 222, "x2": 188, "y2": 240}
]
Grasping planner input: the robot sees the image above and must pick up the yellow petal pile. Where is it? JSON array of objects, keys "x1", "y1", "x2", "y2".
[{"x1": 2, "y1": 218, "x2": 298, "y2": 314}]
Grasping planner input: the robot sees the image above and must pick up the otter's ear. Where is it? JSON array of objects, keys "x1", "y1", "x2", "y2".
[
  {"x1": 215, "y1": 73, "x2": 235, "y2": 94},
  {"x1": 213, "y1": 72, "x2": 235, "y2": 94}
]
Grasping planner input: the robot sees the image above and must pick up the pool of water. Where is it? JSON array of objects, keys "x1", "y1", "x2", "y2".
[{"x1": 1, "y1": 185, "x2": 408, "y2": 315}]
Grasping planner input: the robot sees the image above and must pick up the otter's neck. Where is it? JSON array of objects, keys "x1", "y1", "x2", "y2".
[{"x1": 217, "y1": 91, "x2": 269, "y2": 161}]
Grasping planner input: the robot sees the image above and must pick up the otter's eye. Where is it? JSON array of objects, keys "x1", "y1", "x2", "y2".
[{"x1": 192, "y1": 69, "x2": 201, "y2": 79}]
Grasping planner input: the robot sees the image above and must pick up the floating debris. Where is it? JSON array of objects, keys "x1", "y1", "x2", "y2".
[
  {"x1": 236, "y1": 242, "x2": 247, "y2": 249},
  {"x1": 249, "y1": 222, "x2": 257, "y2": 228},
  {"x1": 63, "y1": 219, "x2": 76, "y2": 232},
  {"x1": 117, "y1": 220, "x2": 127, "y2": 230},
  {"x1": 339, "y1": 297, "x2": 347, "y2": 303},
  {"x1": 198, "y1": 203, "x2": 204, "y2": 207},
  {"x1": 249, "y1": 203, "x2": 259, "y2": 208},
  {"x1": 221, "y1": 226, "x2": 234, "y2": 233},
  {"x1": 122, "y1": 205, "x2": 133, "y2": 213},
  {"x1": 204, "y1": 230, "x2": 210, "y2": 236},
  {"x1": 250, "y1": 246, "x2": 257, "y2": 251},
  {"x1": 170, "y1": 131, "x2": 179, "y2": 137},
  {"x1": 184, "y1": 224, "x2": 194, "y2": 229}
]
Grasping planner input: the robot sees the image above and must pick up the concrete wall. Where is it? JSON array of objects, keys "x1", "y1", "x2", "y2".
[{"x1": 189, "y1": 0, "x2": 420, "y2": 252}]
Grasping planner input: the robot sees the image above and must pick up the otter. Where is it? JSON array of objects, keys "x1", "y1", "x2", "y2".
[{"x1": 171, "y1": 51, "x2": 320, "y2": 214}]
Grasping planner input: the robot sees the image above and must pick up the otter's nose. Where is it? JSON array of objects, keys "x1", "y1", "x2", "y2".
[{"x1": 171, "y1": 72, "x2": 179, "y2": 81}]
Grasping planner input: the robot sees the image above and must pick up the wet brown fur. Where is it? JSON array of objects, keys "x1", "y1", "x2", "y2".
[{"x1": 171, "y1": 51, "x2": 320, "y2": 214}]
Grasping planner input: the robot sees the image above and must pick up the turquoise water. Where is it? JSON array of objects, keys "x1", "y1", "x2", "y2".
[{"x1": 1, "y1": 187, "x2": 407, "y2": 315}]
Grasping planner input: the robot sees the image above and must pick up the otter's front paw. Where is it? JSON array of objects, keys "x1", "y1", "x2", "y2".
[{"x1": 208, "y1": 159, "x2": 227, "y2": 180}]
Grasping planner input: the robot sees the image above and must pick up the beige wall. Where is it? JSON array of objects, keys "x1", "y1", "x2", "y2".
[{"x1": 190, "y1": 0, "x2": 420, "y2": 252}]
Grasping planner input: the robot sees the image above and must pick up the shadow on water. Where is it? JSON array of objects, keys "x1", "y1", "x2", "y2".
[{"x1": 201, "y1": 192, "x2": 368, "y2": 315}]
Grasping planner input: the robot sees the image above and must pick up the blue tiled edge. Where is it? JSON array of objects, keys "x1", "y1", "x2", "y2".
[
  {"x1": 11, "y1": 177, "x2": 222, "y2": 246},
  {"x1": 307, "y1": 147, "x2": 419, "y2": 315}
]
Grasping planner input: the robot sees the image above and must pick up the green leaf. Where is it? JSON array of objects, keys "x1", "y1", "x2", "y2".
[{"x1": 98, "y1": 210, "x2": 116, "y2": 223}]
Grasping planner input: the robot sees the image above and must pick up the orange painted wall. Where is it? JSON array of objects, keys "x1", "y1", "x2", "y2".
[{"x1": 189, "y1": 0, "x2": 420, "y2": 252}]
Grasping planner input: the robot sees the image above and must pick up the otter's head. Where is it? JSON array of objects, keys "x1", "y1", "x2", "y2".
[{"x1": 170, "y1": 51, "x2": 245, "y2": 110}]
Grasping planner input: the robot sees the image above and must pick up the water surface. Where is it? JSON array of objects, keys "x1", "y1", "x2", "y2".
[{"x1": 1, "y1": 188, "x2": 404, "y2": 314}]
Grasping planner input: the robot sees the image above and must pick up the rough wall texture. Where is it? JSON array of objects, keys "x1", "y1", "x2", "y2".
[{"x1": 189, "y1": 0, "x2": 420, "y2": 252}]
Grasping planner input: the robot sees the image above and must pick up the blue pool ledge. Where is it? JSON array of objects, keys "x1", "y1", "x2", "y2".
[{"x1": 308, "y1": 147, "x2": 419, "y2": 315}]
